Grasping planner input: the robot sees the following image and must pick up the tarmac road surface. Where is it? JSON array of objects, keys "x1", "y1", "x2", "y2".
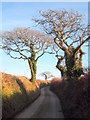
[{"x1": 15, "y1": 86, "x2": 64, "y2": 118}]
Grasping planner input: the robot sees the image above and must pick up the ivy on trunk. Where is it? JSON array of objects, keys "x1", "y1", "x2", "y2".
[{"x1": 33, "y1": 9, "x2": 90, "y2": 80}]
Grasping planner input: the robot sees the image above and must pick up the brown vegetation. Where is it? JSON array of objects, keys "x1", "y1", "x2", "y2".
[
  {"x1": 1, "y1": 72, "x2": 50, "y2": 118},
  {"x1": 50, "y1": 72, "x2": 89, "y2": 118}
]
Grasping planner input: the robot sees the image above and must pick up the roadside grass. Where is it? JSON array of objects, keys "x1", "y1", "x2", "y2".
[
  {"x1": 1, "y1": 72, "x2": 50, "y2": 118},
  {"x1": 50, "y1": 73, "x2": 89, "y2": 118}
]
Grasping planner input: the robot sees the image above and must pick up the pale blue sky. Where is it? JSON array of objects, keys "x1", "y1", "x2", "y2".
[{"x1": 1, "y1": 2, "x2": 88, "y2": 79}]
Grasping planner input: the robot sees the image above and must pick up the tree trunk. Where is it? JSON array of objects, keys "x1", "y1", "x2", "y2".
[
  {"x1": 65, "y1": 46, "x2": 78, "y2": 80},
  {"x1": 56, "y1": 64, "x2": 64, "y2": 78},
  {"x1": 65, "y1": 47, "x2": 85, "y2": 80},
  {"x1": 45, "y1": 75, "x2": 48, "y2": 80},
  {"x1": 28, "y1": 59, "x2": 37, "y2": 83},
  {"x1": 79, "y1": 49, "x2": 85, "y2": 69},
  {"x1": 56, "y1": 58, "x2": 66, "y2": 78}
]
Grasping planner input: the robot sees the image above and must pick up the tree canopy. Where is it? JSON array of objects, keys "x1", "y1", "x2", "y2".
[
  {"x1": 33, "y1": 9, "x2": 90, "y2": 79},
  {"x1": 1, "y1": 28, "x2": 53, "y2": 82},
  {"x1": 2, "y1": 28, "x2": 53, "y2": 60}
]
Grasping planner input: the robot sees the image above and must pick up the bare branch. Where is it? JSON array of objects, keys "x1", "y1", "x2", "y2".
[
  {"x1": 36, "y1": 52, "x2": 45, "y2": 61},
  {"x1": 7, "y1": 52, "x2": 25, "y2": 60},
  {"x1": 74, "y1": 36, "x2": 90, "y2": 54},
  {"x1": 1, "y1": 28, "x2": 52, "y2": 60},
  {"x1": 15, "y1": 43, "x2": 29, "y2": 59},
  {"x1": 33, "y1": 9, "x2": 88, "y2": 53}
]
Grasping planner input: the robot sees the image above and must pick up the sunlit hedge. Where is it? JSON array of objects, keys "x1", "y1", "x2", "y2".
[{"x1": 1, "y1": 73, "x2": 50, "y2": 118}]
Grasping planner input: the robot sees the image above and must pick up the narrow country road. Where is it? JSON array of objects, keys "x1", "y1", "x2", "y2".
[{"x1": 15, "y1": 86, "x2": 64, "y2": 118}]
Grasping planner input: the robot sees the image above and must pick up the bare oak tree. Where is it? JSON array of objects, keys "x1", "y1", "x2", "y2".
[
  {"x1": 1, "y1": 28, "x2": 53, "y2": 82},
  {"x1": 41, "y1": 71, "x2": 54, "y2": 80},
  {"x1": 33, "y1": 10, "x2": 90, "y2": 80}
]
